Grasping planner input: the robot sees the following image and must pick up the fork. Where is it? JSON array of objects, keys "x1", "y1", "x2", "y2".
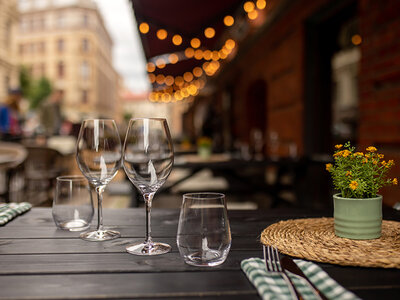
[{"x1": 263, "y1": 245, "x2": 302, "y2": 300}]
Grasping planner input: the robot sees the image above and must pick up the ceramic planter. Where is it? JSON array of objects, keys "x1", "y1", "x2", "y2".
[{"x1": 333, "y1": 193, "x2": 382, "y2": 240}]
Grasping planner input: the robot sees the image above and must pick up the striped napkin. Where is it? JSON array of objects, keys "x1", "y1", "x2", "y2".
[
  {"x1": 0, "y1": 202, "x2": 32, "y2": 225},
  {"x1": 241, "y1": 258, "x2": 360, "y2": 300}
]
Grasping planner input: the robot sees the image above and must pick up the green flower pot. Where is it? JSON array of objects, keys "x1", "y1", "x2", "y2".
[{"x1": 333, "y1": 193, "x2": 382, "y2": 240}]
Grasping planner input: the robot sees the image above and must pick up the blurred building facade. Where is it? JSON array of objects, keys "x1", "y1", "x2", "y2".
[
  {"x1": 0, "y1": 0, "x2": 19, "y2": 99},
  {"x1": 15, "y1": 0, "x2": 121, "y2": 122}
]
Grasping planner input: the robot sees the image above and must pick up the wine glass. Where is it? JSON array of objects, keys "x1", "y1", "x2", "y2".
[
  {"x1": 123, "y1": 118, "x2": 174, "y2": 255},
  {"x1": 76, "y1": 119, "x2": 122, "y2": 241}
]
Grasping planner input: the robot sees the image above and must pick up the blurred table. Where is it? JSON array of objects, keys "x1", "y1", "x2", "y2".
[{"x1": 0, "y1": 207, "x2": 399, "y2": 299}]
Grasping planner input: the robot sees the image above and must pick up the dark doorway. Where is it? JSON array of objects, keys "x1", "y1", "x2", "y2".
[{"x1": 304, "y1": 0, "x2": 358, "y2": 155}]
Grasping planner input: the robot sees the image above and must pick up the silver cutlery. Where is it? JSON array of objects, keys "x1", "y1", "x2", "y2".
[{"x1": 263, "y1": 245, "x2": 302, "y2": 300}]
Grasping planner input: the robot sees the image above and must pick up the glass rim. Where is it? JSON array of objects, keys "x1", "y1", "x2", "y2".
[
  {"x1": 129, "y1": 117, "x2": 166, "y2": 122},
  {"x1": 56, "y1": 175, "x2": 87, "y2": 182},
  {"x1": 82, "y1": 118, "x2": 116, "y2": 122},
  {"x1": 183, "y1": 192, "x2": 225, "y2": 200}
]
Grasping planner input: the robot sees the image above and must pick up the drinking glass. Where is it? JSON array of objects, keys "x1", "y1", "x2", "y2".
[
  {"x1": 177, "y1": 193, "x2": 231, "y2": 266},
  {"x1": 76, "y1": 119, "x2": 122, "y2": 241},
  {"x1": 123, "y1": 118, "x2": 174, "y2": 255},
  {"x1": 52, "y1": 175, "x2": 94, "y2": 231}
]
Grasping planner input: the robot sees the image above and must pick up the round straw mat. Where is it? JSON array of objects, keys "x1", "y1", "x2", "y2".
[{"x1": 260, "y1": 218, "x2": 400, "y2": 269}]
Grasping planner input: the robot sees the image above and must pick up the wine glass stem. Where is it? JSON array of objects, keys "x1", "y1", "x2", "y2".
[
  {"x1": 144, "y1": 192, "x2": 155, "y2": 244},
  {"x1": 96, "y1": 186, "x2": 105, "y2": 232}
]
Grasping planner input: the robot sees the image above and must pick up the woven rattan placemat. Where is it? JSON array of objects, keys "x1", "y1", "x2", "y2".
[{"x1": 261, "y1": 218, "x2": 400, "y2": 269}]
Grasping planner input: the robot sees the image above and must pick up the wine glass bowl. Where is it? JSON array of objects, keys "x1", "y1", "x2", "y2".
[
  {"x1": 76, "y1": 119, "x2": 122, "y2": 241},
  {"x1": 123, "y1": 118, "x2": 174, "y2": 255}
]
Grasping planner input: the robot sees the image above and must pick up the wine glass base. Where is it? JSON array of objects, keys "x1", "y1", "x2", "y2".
[
  {"x1": 80, "y1": 229, "x2": 121, "y2": 241},
  {"x1": 126, "y1": 241, "x2": 171, "y2": 255}
]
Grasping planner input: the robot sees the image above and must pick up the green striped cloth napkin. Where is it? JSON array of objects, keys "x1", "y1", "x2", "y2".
[
  {"x1": 241, "y1": 258, "x2": 360, "y2": 300},
  {"x1": 0, "y1": 202, "x2": 32, "y2": 226}
]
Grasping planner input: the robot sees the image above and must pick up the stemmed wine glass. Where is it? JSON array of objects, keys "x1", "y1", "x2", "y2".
[
  {"x1": 123, "y1": 118, "x2": 174, "y2": 255},
  {"x1": 76, "y1": 119, "x2": 122, "y2": 241}
]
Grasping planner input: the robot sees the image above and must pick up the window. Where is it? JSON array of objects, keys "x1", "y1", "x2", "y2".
[
  {"x1": 57, "y1": 39, "x2": 64, "y2": 52},
  {"x1": 57, "y1": 61, "x2": 65, "y2": 78},
  {"x1": 39, "y1": 41, "x2": 45, "y2": 53},
  {"x1": 82, "y1": 90, "x2": 88, "y2": 103},
  {"x1": 82, "y1": 38, "x2": 89, "y2": 52},
  {"x1": 81, "y1": 61, "x2": 90, "y2": 79},
  {"x1": 83, "y1": 14, "x2": 88, "y2": 27}
]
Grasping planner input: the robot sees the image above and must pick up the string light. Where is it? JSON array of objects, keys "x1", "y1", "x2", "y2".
[
  {"x1": 190, "y1": 38, "x2": 201, "y2": 48},
  {"x1": 139, "y1": 22, "x2": 149, "y2": 34},
  {"x1": 248, "y1": 10, "x2": 258, "y2": 20},
  {"x1": 156, "y1": 74, "x2": 165, "y2": 84},
  {"x1": 172, "y1": 34, "x2": 182, "y2": 45},
  {"x1": 184, "y1": 47, "x2": 195, "y2": 58},
  {"x1": 155, "y1": 58, "x2": 166, "y2": 69},
  {"x1": 351, "y1": 34, "x2": 362, "y2": 45},
  {"x1": 146, "y1": 62, "x2": 155, "y2": 73},
  {"x1": 256, "y1": 0, "x2": 266, "y2": 9},
  {"x1": 225, "y1": 39, "x2": 236, "y2": 50},
  {"x1": 193, "y1": 67, "x2": 203, "y2": 77},
  {"x1": 194, "y1": 49, "x2": 203, "y2": 60},
  {"x1": 168, "y1": 53, "x2": 179, "y2": 64},
  {"x1": 148, "y1": 73, "x2": 155, "y2": 83},
  {"x1": 165, "y1": 75, "x2": 174, "y2": 86},
  {"x1": 224, "y1": 15, "x2": 234, "y2": 26},
  {"x1": 244, "y1": 1, "x2": 255, "y2": 13},
  {"x1": 183, "y1": 72, "x2": 194, "y2": 82},
  {"x1": 204, "y1": 27, "x2": 215, "y2": 38},
  {"x1": 156, "y1": 29, "x2": 167, "y2": 40},
  {"x1": 203, "y1": 50, "x2": 212, "y2": 60}
]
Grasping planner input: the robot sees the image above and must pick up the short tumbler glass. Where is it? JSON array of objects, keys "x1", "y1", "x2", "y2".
[
  {"x1": 177, "y1": 193, "x2": 231, "y2": 267},
  {"x1": 52, "y1": 175, "x2": 94, "y2": 231}
]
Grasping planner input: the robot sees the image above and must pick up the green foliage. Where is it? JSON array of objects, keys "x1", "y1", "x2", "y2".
[
  {"x1": 326, "y1": 142, "x2": 397, "y2": 198},
  {"x1": 18, "y1": 67, "x2": 52, "y2": 109}
]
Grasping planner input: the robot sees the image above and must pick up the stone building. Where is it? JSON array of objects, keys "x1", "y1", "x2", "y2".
[
  {"x1": 16, "y1": 0, "x2": 120, "y2": 122},
  {"x1": 0, "y1": 0, "x2": 19, "y2": 99}
]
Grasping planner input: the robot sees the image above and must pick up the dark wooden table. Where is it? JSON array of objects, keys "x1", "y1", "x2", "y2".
[{"x1": 0, "y1": 207, "x2": 399, "y2": 299}]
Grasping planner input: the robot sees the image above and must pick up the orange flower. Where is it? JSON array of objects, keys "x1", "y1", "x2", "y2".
[
  {"x1": 366, "y1": 146, "x2": 377, "y2": 152},
  {"x1": 325, "y1": 163, "x2": 332, "y2": 171},
  {"x1": 349, "y1": 180, "x2": 358, "y2": 190},
  {"x1": 393, "y1": 178, "x2": 398, "y2": 185},
  {"x1": 335, "y1": 144, "x2": 343, "y2": 149}
]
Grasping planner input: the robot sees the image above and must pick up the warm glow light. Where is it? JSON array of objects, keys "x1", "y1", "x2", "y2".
[
  {"x1": 156, "y1": 29, "x2": 168, "y2": 40},
  {"x1": 351, "y1": 34, "x2": 362, "y2": 45},
  {"x1": 184, "y1": 47, "x2": 195, "y2": 58},
  {"x1": 165, "y1": 75, "x2": 174, "y2": 86},
  {"x1": 256, "y1": 0, "x2": 266, "y2": 9},
  {"x1": 204, "y1": 27, "x2": 215, "y2": 39},
  {"x1": 146, "y1": 62, "x2": 155, "y2": 73},
  {"x1": 248, "y1": 10, "x2": 258, "y2": 20},
  {"x1": 169, "y1": 53, "x2": 179, "y2": 64},
  {"x1": 194, "y1": 49, "x2": 203, "y2": 60},
  {"x1": 202, "y1": 62, "x2": 210, "y2": 71},
  {"x1": 175, "y1": 76, "x2": 184, "y2": 86},
  {"x1": 156, "y1": 74, "x2": 165, "y2": 84},
  {"x1": 203, "y1": 50, "x2": 212, "y2": 60},
  {"x1": 188, "y1": 85, "x2": 197, "y2": 95},
  {"x1": 193, "y1": 67, "x2": 203, "y2": 77},
  {"x1": 244, "y1": 1, "x2": 255, "y2": 13},
  {"x1": 148, "y1": 73, "x2": 156, "y2": 83},
  {"x1": 172, "y1": 34, "x2": 182, "y2": 45},
  {"x1": 212, "y1": 51, "x2": 219, "y2": 61},
  {"x1": 139, "y1": 22, "x2": 149, "y2": 34},
  {"x1": 190, "y1": 38, "x2": 201, "y2": 49},
  {"x1": 155, "y1": 58, "x2": 166, "y2": 69},
  {"x1": 183, "y1": 72, "x2": 194, "y2": 82},
  {"x1": 225, "y1": 39, "x2": 236, "y2": 50},
  {"x1": 219, "y1": 50, "x2": 228, "y2": 59},
  {"x1": 224, "y1": 15, "x2": 234, "y2": 27}
]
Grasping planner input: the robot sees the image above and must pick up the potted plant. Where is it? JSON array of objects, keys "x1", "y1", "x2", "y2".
[
  {"x1": 197, "y1": 136, "x2": 212, "y2": 159},
  {"x1": 326, "y1": 142, "x2": 397, "y2": 239}
]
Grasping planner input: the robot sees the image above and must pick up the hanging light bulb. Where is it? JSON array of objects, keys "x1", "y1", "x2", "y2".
[
  {"x1": 204, "y1": 27, "x2": 215, "y2": 39},
  {"x1": 172, "y1": 34, "x2": 182, "y2": 45},
  {"x1": 156, "y1": 29, "x2": 168, "y2": 40},
  {"x1": 248, "y1": 10, "x2": 258, "y2": 20},
  {"x1": 184, "y1": 47, "x2": 195, "y2": 58},
  {"x1": 224, "y1": 15, "x2": 234, "y2": 27},
  {"x1": 244, "y1": 1, "x2": 255, "y2": 13},
  {"x1": 256, "y1": 0, "x2": 266, "y2": 9},
  {"x1": 139, "y1": 22, "x2": 149, "y2": 34},
  {"x1": 190, "y1": 38, "x2": 201, "y2": 49},
  {"x1": 146, "y1": 62, "x2": 155, "y2": 73}
]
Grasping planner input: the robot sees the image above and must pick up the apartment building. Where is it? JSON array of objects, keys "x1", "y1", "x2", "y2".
[{"x1": 16, "y1": 0, "x2": 121, "y2": 121}]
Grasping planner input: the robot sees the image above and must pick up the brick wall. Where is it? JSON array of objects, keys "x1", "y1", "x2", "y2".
[{"x1": 358, "y1": 0, "x2": 400, "y2": 206}]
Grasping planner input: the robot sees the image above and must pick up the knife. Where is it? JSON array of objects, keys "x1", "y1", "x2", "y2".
[{"x1": 280, "y1": 256, "x2": 329, "y2": 300}]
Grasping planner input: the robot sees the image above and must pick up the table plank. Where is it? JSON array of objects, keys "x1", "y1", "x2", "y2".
[{"x1": 0, "y1": 272, "x2": 257, "y2": 300}]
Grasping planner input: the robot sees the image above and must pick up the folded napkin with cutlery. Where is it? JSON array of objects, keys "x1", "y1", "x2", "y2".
[
  {"x1": 0, "y1": 202, "x2": 32, "y2": 225},
  {"x1": 241, "y1": 258, "x2": 360, "y2": 300}
]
